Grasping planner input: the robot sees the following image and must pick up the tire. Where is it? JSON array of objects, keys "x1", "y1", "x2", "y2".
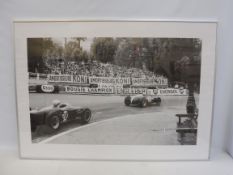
[
  {"x1": 81, "y1": 109, "x2": 92, "y2": 124},
  {"x1": 157, "y1": 97, "x2": 161, "y2": 105},
  {"x1": 48, "y1": 115, "x2": 60, "y2": 130},
  {"x1": 157, "y1": 97, "x2": 161, "y2": 103},
  {"x1": 141, "y1": 98, "x2": 148, "y2": 108},
  {"x1": 124, "y1": 96, "x2": 131, "y2": 106}
]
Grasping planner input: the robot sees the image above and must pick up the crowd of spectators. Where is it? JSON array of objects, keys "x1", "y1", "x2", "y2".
[{"x1": 45, "y1": 60, "x2": 163, "y2": 79}]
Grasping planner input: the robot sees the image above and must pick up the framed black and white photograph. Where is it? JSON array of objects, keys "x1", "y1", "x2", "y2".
[{"x1": 14, "y1": 20, "x2": 216, "y2": 160}]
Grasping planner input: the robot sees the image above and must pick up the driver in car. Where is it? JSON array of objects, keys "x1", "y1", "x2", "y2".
[{"x1": 52, "y1": 100, "x2": 61, "y2": 108}]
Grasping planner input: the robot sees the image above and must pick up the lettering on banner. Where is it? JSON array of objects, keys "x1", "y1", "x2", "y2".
[
  {"x1": 65, "y1": 86, "x2": 88, "y2": 93},
  {"x1": 89, "y1": 77, "x2": 130, "y2": 85},
  {"x1": 48, "y1": 74, "x2": 88, "y2": 84},
  {"x1": 132, "y1": 77, "x2": 168, "y2": 86},
  {"x1": 158, "y1": 88, "x2": 187, "y2": 96},
  {"x1": 88, "y1": 87, "x2": 114, "y2": 94},
  {"x1": 41, "y1": 85, "x2": 55, "y2": 93},
  {"x1": 65, "y1": 86, "x2": 114, "y2": 94},
  {"x1": 123, "y1": 88, "x2": 146, "y2": 95},
  {"x1": 73, "y1": 75, "x2": 88, "y2": 84},
  {"x1": 48, "y1": 74, "x2": 72, "y2": 83}
]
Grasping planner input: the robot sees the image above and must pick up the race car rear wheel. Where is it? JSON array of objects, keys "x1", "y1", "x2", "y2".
[
  {"x1": 48, "y1": 115, "x2": 60, "y2": 130},
  {"x1": 81, "y1": 109, "x2": 92, "y2": 124},
  {"x1": 141, "y1": 98, "x2": 148, "y2": 108}
]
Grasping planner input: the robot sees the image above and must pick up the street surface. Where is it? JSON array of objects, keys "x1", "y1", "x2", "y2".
[
  {"x1": 30, "y1": 93, "x2": 198, "y2": 144},
  {"x1": 43, "y1": 112, "x2": 181, "y2": 145}
]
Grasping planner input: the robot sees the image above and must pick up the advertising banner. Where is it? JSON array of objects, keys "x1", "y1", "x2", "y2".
[
  {"x1": 158, "y1": 88, "x2": 187, "y2": 96},
  {"x1": 65, "y1": 86, "x2": 114, "y2": 94},
  {"x1": 72, "y1": 75, "x2": 89, "y2": 84},
  {"x1": 47, "y1": 74, "x2": 88, "y2": 84},
  {"x1": 35, "y1": 84, "x2": 59, "y2": 93},
  {"x1": 64, "y1": 86, "x2": 187, "y2": 96},
  {"x1": 48, "y1": 74, "x2": 73, "y2": 83},
  {"x1": 65, "y1": 86, "x2": 89, "y2": 93},
  {"x1": 41, "y1": 84, "x2": 55, "y2": 93},
  {"x1": 89, "y1": 77, "x2": 130, "y2": 85},
  {"x1": 123, "y1": 88, "x2": 147, "y2": 95},
  {"x1": 88, "y1": 87, "x2": 114, "y2": 94},
  {"x1": 132, "y1": 77, "x2": 168, "y2": 86}
]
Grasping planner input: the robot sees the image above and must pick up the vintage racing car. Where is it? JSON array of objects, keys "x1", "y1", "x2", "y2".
[
  {"x1": 124, "y1": 89, "x2": 161, "y2": 107},
  {"x1": 30, "y1": 100, "x2": 92, "y2": 132}
]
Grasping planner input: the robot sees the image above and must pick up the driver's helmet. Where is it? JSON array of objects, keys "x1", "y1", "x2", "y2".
[{"x1": 52, "y1": 100, "x2": 61, "y2": 108}]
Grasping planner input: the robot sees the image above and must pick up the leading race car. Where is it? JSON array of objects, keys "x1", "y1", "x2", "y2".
[
  {"x1": 30, "y1": 100, "x2": 92, "y2": 132},
  {"x1": 124, "y1": 89, "x2": 161, "y2": 107}
]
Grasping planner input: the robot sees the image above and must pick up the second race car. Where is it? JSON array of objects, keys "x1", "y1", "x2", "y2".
[
  {"x1": 30, "y1": 100, "x2": 92, "y2": 132},
  {"x1": 124, "y1": 89, "x2": 161, "y2": 107}
]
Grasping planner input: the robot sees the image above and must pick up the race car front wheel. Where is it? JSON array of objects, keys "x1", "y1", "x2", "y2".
[
  {"x1": 81, "y1": 109, "x2": 92, "y2": 124},
  {"x1": 156, "y1": 97, "x2": 161, "y2": 105},
  {"x1": 48, "y1": 115, "x2": 60, "y2": 130},
  {"x1": 124, "y1": 96, "x2": 131, "y2": 106}
]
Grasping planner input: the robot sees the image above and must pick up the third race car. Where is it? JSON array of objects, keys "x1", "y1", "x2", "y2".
[{"x1": 124, "y1": 89, "x2": 161, "y2": 107}]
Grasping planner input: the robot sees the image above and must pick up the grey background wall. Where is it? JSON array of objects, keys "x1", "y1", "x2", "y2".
[{"x1": 0, "y1": 0, "x2": 233, "y2": 154}]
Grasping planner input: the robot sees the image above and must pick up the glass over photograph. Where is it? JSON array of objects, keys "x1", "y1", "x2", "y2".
[{"x1": 28, "y1": 37, "x2": 201, "y2": 145}]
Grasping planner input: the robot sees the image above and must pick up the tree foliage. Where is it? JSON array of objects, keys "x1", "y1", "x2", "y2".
[
  {"x1": 28, "y1": 37, "x2": 201, "y2": 86},
  {"x1": 28, "y1": 38, "x2": 55, "y2": 73},
  {"x1": 114, "y1": 38, "x2": 143, "y2": 68},
  {"x1": 91, "y1": 38, "x2": 117, "y2": 63},
  {"x1": 64, "y1": 38, "x2": 86, "y2": 62}
]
